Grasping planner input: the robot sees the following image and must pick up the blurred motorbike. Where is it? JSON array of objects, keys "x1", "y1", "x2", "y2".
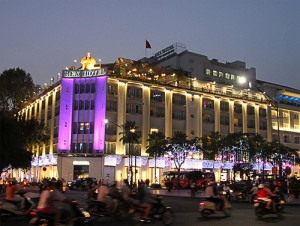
[
  {"x1": 130, "y1": 195, "x2": 174, "y2": 225},
  {"x1": 253, "y1": 194, "x2": 285, "y2": 218},
  {"x1": 0, "y1": 190, "x2": 35, "y2": 222},
  {"x1": 29, "y1": 200, "x2": 91, "y2": 226},
  {"x1": 199, "y1": 191, "x2": 232, "y2": 218}
]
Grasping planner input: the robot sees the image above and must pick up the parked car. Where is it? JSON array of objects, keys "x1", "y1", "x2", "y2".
[{"x1": 67, "y1": 177, "x2": 97, "y2": 190}]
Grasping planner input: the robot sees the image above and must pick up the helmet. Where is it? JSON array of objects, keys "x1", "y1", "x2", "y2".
[{"x1": 258, "y1": 184, "x2": 264, "y2": 189}]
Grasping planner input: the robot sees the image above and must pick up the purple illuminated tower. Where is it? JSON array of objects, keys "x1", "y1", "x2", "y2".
[{"x1": 58, "y1": 70, "x2": 107, "y2": 155}]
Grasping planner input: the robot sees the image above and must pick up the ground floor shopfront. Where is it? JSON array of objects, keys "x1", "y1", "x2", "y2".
[{"x1": 2, "y1": 154, "x2": 299, "y2": 184}]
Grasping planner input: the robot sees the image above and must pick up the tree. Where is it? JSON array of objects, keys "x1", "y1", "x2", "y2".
[
  {"x1": 0, "y1": 68, "x2": 38, "y2": 115},
  {"x1": 119, "y1": 121, "x2": 141, "y2": 187},
  {"x1": 146, "y1": 131, "x2": 167, "y2": 184},
  {"x1": 164, "y1": 132, "x2": 201, "y2": 188},
  {"x1": 0, "y1": 112, "x2": 30, "y2": 173},
  {"x1": 201, "y1": 131, "x2": 224, "y2": 160}
]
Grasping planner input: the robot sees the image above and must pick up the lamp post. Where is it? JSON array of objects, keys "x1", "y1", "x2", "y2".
[{"x1": 239, "y1": 78, "x2": 282, "y2": 179}]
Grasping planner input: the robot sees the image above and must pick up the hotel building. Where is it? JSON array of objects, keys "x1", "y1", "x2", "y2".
[{"x1": 19, "y1": 44, "x2": 300, "y2": 183}]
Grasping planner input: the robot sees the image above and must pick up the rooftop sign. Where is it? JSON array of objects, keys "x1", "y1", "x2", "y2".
[{"x1": 62, "y1": 68, "x2": 107, "y2": 78}]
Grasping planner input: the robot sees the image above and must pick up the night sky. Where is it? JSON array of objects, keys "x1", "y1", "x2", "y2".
[{"x1": 0, "y1": 0, "x2": 299, "y2": 89}]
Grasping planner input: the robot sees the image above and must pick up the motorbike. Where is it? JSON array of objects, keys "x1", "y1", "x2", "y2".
[
  {"x1": 0, "y1": 190, "x2": 35, "y2": 222},
  {"x1": 199, "y1": 191, "x2": 232, "y2": 218},
  {"x1": 28, "y1": 200, "x2": 91, "y2": 226},
  {"x1": 253, "y1": 195, "x2": 285, "y2": 218},
  {"x1": 130, "y1": 195, "x2": 174, "y2": 225}
]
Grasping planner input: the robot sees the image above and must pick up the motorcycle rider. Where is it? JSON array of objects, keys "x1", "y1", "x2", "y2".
[
  {"x1": 257, "y1": 183, "x2": 275, "y2": 210},
  {"x1": 136, "y1": 180, "x2": 152, "y2": 222},
  {"x1": 249, "y1": 183, "x2": 258, "y2": 201},
  {"x1": 37, "y1": 181, "x2": 73, "y2": 226},
  {"x1": 204, "y1": 179, "x2": 223, "y2": 210},
  {"x1": 97, "y1": 180, "x2": 117, "y2": 214},
  {"x1": 5, "y1": 178, "x2": 25, "y2": 211}
]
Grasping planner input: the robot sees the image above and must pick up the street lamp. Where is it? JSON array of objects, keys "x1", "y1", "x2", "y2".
[{"x1": 239, "y1": 78, "x2": 282, "y2": 179}]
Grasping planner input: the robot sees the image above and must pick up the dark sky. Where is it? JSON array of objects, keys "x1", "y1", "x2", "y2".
[{"x1": 1, "y1": 0, "x2": 299, "y2": 89}]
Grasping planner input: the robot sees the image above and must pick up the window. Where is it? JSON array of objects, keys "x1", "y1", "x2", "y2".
[
  {"x1": 80, "y1": 84, "x2": 85, "y2": 93},
  {"x1": 205, "y1": 69, "x2": 211, "y2": 75},
  {"x1": 91, "y1": 100, "x2": 95, "y2": 110},
  {"x1": 219, "y1": 72, "x2": 224, "y2": 78},
  {"x1": 107, "y1": 84, "x2": 117, "y2": 95},
  {"x1": 259, "y1": 121, "x2": 267, "y2": 130},
  {"x1": 74, "y1": 100, "x2": 79, "y2": 110},
  {"x1": 234, "y1": 104, "x2": 242, "y2": 113},
  {"x1": 79, "y1": 100, "x2": 84, "y2": 110},
  {"x1": 225, "y1": 73, "x2": 230, "y2": 79},
  {"x1": 127, "y1": 87, "x2": 142, "y2": 98},
  {"x1": 295, "y1": 137, "x2": 300, "y2": 144},
  {"x1": 151, "y1": 90, "x2": 164, "y2": 102},
  {"x1": 231, "y1": 74, "x2": 235, "y2": 80},
  {"x1": 221, "y1": 116, "x2": 229, "y2": 125},
  {"x1": 220, "y1": 102, "x2": 229, "y2": 111},
  {"x1": 85, "y1": 100, "x2": 90, "y2": 110},
  {"x1": 74, "y1": 84, "x2": 79, "y2": 94},
  {"x1": 284, "y1": 135, "x2": 290, "y2": 143},
  {"x1": 173, "y1": 94, "x2": 186, "y2": 105},
  {"x1": 203, "y1": 98, "x2": 214, "y2": 109},
  {"x1": 106, "y1": 101, "x2": 117, "y2": 112},
  {"x1": 86, "y1": 83, "x2": 91, "y2": 93},
  {"x1": 126, "y1": 104, "x2": 142, "y2": 114},
  {"x1": 213, "y1": 70, "x2": 218, "y2": 76},
  {"x1": 203, "y1": 113, "x2": 214, "y2": 123},
  {"x1": 247, "y1": 106, "x2": 255, "y2": 115},
  {"x1": 172, "y1": 110, "x2": 186, "y2": 120},
  {"x1": 90, "y1": 83, "x2": 96, "y2": 93},
  {"x1": 259, "y1": 108, "x2": 266, "y2": 117},
  {"x1": 247, "y1": 119, "x2": 255, "y2": 128}
]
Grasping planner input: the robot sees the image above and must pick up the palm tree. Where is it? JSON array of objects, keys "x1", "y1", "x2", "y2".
[
  {"x1": 146, "y1": 131, "x2": 167, "y2": 184},
  {"x1": 119, "y1": 121, "x2": 140, "y2": 187}
]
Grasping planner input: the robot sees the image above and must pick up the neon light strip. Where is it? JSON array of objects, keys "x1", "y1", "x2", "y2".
[
  {"x1": 93, "y1": 76, "x2": 107, "y2": 153},
  {"x1": 58, "y1": 78, "x2": 74, "y2": 152}
]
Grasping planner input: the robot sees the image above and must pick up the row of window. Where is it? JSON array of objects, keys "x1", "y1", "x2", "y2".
[{"x1": 205, "y1": 68, "x2": 241, "y2": 81}]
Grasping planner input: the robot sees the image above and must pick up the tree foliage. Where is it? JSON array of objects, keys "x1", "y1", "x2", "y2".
[
  {"x1": 0, "y1": 68, "x2": 38, "y2": 115},
  {"x1": 0, "y1": 112, "x2": 31, "y2": 172}
]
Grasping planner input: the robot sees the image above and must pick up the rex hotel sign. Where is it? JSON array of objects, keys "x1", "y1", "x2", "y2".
[{"x1": 62, "y1": 68, "x2": 107, "y2": 78}]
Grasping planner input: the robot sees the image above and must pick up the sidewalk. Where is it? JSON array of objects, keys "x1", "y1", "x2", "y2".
[{"x1": 150, "y1": 188, "x2": 300, "y2": 206}]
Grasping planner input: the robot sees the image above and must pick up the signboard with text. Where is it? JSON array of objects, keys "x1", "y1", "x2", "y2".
[{"x1": 62, "y1": 68, "x2": 107, "y2": 78}]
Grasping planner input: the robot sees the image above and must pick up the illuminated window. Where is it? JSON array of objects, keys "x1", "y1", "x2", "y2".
[
  {"x1": 205, "y1": 69, "x2": 211, "y2": 75},
  {"x1": 225, "y1": 73, "x2": 230, "y2": 79},
  {"x1": 213, "y1": 70, "x2": 218, "y2": 76},
  {"x1": 150, "y1": 128, "x2": 159, "y2": 133},
  {"x1": 231, "y1": 74, "x2": 235, "y2": 80},
  {"x1": 219, "y1": 72, "x2": 224, "y2": 78}
]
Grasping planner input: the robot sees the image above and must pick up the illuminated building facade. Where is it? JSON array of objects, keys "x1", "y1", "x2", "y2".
[{"x1": 19, "y1": 46, "x2": 300, "y2": 183}]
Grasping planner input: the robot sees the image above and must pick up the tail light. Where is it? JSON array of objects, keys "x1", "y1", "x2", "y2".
[
  {"x1": 29, "y1": 211, "x2": 37, "y2": 216},
  {"x1": 199, "y1": 202, "x2": 205, "y2": 207},
  {"x1": 253, "y1": 199, "x2": 258, "y2": 203}
]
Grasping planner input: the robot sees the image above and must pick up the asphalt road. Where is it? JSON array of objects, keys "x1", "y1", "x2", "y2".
[{"x1": 1, "y1": 190, "x2": 299, "y2": 226}]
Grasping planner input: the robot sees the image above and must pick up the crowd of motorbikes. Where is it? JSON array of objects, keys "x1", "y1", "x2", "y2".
[
  {"x1": 198, "y1": 181, "x2": 286, "y2": 219},
  {"x1": 85, "y1": 182, "x2": 174, "y2": 225},
  {"x1": 0, "y1": 178, "x2": 288, "y2": 225},
  {"x1": 0, "y1": 179, "x2": 174, "y2": 226}
]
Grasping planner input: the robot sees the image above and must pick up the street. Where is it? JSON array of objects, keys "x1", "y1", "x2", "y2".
[{"x1": 1, "y1": 190, "x2": 299, "y2": 226}]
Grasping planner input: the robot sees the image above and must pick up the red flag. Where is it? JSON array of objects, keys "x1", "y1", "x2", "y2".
[{"x1": 146, "y1": 40, "x2": 151, "y2": 49}]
